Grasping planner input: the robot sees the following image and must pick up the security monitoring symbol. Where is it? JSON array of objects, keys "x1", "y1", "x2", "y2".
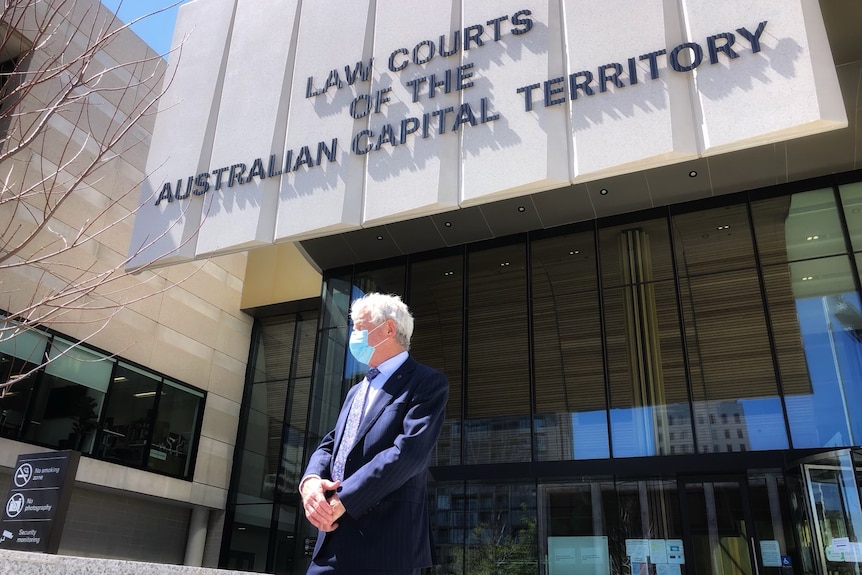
[
  {"x1": 14, "y1": 463, "x2": 33, "y2": 487},
  {"x1": 0, "y1": 530, "x2": 13, "y2": 543}
]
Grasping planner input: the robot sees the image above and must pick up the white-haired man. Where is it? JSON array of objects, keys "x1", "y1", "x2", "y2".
[{"x1": 300, "y1": 293, "x2": 449, "y2": 575}]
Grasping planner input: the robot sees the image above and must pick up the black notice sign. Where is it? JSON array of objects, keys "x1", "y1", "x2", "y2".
[{"x1": 0, "y1": 450, "x2": 79, "y2": 554}]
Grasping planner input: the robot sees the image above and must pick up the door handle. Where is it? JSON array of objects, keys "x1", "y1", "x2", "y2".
[{"x1": 749, "y1": 537, "x2": 761, "y2": 575}]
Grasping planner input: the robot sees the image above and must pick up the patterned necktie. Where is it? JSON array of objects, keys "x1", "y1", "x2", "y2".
[{"x1": 331, "y1": 368, "x2": 380, "y2": 481}]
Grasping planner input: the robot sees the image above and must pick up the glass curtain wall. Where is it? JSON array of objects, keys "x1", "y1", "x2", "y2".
[
  {"x1": 222, "y1": 309, "x2": 319, "y2": 574},
  {"x1": 239, "y1": 175, "x2": 862, "y2": 575}
]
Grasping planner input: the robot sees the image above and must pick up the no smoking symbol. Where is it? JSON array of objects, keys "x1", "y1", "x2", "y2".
[{"x1": 14, "y1": 463, "x2": 33, "y2": 487}]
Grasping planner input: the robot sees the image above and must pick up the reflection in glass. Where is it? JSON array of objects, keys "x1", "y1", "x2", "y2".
[
  {"x1": 600, "y1": 218, "x2": 675, "y2": 287},
  {"x1": 466, "y1": 242, "x2": 530, "y2": 464},
  {"x1": 98, "y1": 363, "x2": 160, "y2": 466},
  {"x1": 615, "y1": 479, "x2": 686, "y2": 575},
  {"x1": 0, "y1": 356, "x2": 37, "y2": 439},
  {"x1": 748, "y1": 473, "x2": 795, "y2": 575},
  {"x1": 603, "y1": 221, "x2": 690, "y2": 458},
  {"x1": 532, "y1": 231, "x2": 609, "y2": 461},
  {"x1": 765, "y1": 256, "x2": 862, "y2": 448},
  {"x1": 353, "y1": 263, "x2": 406, "y2": 302},
  {"x1": 226, "y1": 503, "x2": 274, "y2": 572},
  {"x1": 685, "y1": 480, "x2": 753, "y2": 575},
  {"x1": 674, "y1": 203, "x2": 756, "y2": 274},
  {"x1": 465, "y1": 483, "x2": 537, "y2": 575},
  {"x1": 24, "y1": 338, "x2": 111, "y2": 453},
  {"x1": 409, "y1": 253, "x2": 464, "y2": 467},
  {"x1": 320, "y1": 272, "x2": 352, "y2": 330},
  {"x1": 0, "y1": 323, "x2": 48, "y2": 438},
  {"x1": 802, "y1": 450, "x2": 862, "y2": 575},
  {"x1": 429, "y1": 482, "x2": 466, "y2": 575},
  {"x1": 753, "y1": 189, "x2": 845, "y2": 265},
  {"x1": 147, "y1": 380, "x2": 204, "y2": 477},
  {"x1": 604, "y1": 279, "x2": 689, "y2": 458},
  {"x1": 679, "y1": 268, "x2": 788, "y2": 452},
  {"x1": 838, "y1": 182, "x2": 862, "y2": 252},
  {"x1": 753, "y1": 188, "x2": 862, "y2": 449}
]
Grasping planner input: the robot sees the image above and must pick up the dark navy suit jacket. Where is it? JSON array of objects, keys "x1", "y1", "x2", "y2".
[{"x1": 304, "y1": 356, "x2": 449, "y2": 570}]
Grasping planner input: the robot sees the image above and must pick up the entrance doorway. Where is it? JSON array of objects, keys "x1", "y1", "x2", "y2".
[
  {"x1": 538, "y1": 473, "x2": 794, "y2": 575},
  {"x1": 791, "y1": 449, "x2": 862, "y2": 575}
]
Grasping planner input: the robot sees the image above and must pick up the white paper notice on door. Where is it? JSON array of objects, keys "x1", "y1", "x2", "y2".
[{"x1": 760, "y1": 540, "x2": 782, "y2": 567}]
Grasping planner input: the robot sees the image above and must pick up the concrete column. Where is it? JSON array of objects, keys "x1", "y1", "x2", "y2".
[{"x1": 185, "y1": 506, "x2": 210, "y2": 567}]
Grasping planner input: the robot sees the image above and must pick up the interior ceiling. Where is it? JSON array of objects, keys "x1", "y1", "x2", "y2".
[{"x1": 298, "y1": 1, "x2": 862, "y2": 272}]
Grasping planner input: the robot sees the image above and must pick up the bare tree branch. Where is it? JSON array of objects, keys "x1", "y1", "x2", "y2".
[{"x1": 0, "y1": 0, "x2": 205, "y2": 393}]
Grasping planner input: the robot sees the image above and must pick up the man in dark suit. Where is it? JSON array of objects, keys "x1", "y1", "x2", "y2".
[{"x1": 300, "y1": 293, "x2": 449, "y2": 575}]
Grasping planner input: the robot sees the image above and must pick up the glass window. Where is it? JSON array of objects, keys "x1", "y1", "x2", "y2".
[
  {"x1": 1, "y1": 322, "x2": 47, "y2": 439},
  {"x1": 752, "y1": 189, "x2": 845, "y2": 265},
  {"x1": 466, "y1": 242, "x2": 530, "y2": 464},
  {"x1": 674, "y1": 203, "x2": 756, "y2": 275},
  {"x1": 409, "y1": 252, "x2": 464, "y2": 467},
  {"x1": 353, "y1": 263, "x2": 405, "y2": 301},
  {"x1": 532, "y1": 227, "x2": 597, "y2": 298},
  {"x1": 147, "y1": 380, "x2": 204, "y2": 478},
  {"x1": 320, "y1": 271, "x2": 352, "y2": 330},
  {"x1": 532, "y1": 230, "x2": 609, "y2": 461},
  {"x1": 1, "y1": 322, "x2": 206, "y2": 479},
  {"x1": 465, "y1": 483, "x2": 537, "y2": 575},
  {"x1": 600, "y1": 217, "x2": 675, "y2": 287},
  {"x1": 615, "y1": 479, "x2": 685, "y2": 573},
  {"x1": 429, "y1": 481, "x2": 466, "y2": 574},
  {"x1": 680, "y1": 268, "x2": 788, "y2": 452},
  {"x1": 765, "y1": 256, "x2": 862, "y2": 448},
  {"x1": 97, "y1": 362, "x2": 160, "y2": 467},
  {"x1": 839, "y1": 181, "x2": 862, "y2": 252},
  {"x1": 225, "y1": 503, "x2": 275, "y2": 572},
  {"x1": 255, "y1": 317, "x2": 298, "y2": 384},
  {"x1": 273, "y1": 504, "x2": 302, "y2": 575},
  {"x1": 0, "y1": 320, "x2": 48, "y2": 365},
  {"x1": 604, "y1": 280, "x2": 690, "y2": 458},
  {"x1": 23, "y1": 338, "x2": 112, "y2": 452},
  {"x1": 0, "y1": 355, "x2": 37, "y2": 440},
  {"x1": 281, "y1": 313, "x2": 319, "y2": 494}
]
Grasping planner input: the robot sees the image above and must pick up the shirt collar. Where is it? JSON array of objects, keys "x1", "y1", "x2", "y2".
[{"x1": 368, "y1": 351, "x2": 408, "y2": 389}]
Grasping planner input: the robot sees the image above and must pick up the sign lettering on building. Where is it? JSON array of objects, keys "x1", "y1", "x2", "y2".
[{"x1": 127, "y1": 0, "x2": 845, "y2": 271}]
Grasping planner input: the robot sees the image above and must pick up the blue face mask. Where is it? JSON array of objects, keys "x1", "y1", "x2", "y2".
[{"x1": 349, "y1": 322, "x2": 389, "y2": 365}]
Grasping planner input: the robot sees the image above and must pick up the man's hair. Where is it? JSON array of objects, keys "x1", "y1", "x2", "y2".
[{"x1": 351, "y1": 293, "x2": 414, "y2": 350}]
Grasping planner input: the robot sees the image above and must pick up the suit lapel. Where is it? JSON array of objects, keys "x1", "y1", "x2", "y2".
[{"x1": 355, "y1": 357, "x2": 416, "y2": 439}]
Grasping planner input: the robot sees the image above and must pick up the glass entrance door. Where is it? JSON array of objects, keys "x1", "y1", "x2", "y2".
[
  {"x1": 536, "y1": 474, "x2": 793, "y2": 575},
  {"x1": 680, "y1": 478, "x2": 756, "y2": 575},
  {"x1": 801, "y1": 449, "x2": 862, "y2": 575}
]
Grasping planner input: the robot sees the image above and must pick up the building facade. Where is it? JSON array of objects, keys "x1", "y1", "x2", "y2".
[
  {"x1": 199, "y1": 1, "x2": 862, "y2": 575},
  {"x1": 2, "y1": 1, "x2": 862, "y2": 575},
  {"x1": 1, "y1": 0, "x2": 250, "y2": 565}
]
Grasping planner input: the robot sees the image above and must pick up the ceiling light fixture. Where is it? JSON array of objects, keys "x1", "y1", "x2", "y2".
[
  {"x1": 444, "y1": 221, "x2": 452, "y2": 227},
  {"x1": 376, "y1": 235, "x2": 384, "y2": 240},
  {"x1": 599, "y1": 189, "x2": 608, "y2": 195},
  {"x1": 806, "y1": 235, "x2": 819, "y2": 241},
  {"x1": 517, "y1": 206, "x2": 526, "y2": 212},
  {"x1": 689, "y1": 170, "x2": 698, "y2": 178}
]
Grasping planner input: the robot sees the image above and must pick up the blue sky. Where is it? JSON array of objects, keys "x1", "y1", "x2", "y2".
[{"x1": 102, "y1": 0, "x2": 190, "y2": 55}]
